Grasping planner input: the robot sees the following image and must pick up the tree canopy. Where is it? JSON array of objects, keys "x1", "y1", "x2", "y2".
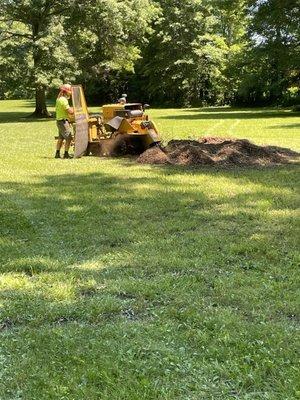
[{"x1": 0, "y1": 0, "x2": 299, "y2": 114}]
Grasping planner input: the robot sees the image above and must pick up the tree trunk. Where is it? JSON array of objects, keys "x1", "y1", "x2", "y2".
[{"x1": 31, "y1": 86, "x2": 52, "y2": 118}]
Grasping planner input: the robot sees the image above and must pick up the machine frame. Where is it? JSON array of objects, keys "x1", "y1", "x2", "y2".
[{"x1": 70, "y1": 85, "x2": 160, "y2": 158}]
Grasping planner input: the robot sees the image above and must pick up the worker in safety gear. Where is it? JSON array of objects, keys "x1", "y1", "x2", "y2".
[{"x1": 55, "y1": 84, "x2": 74, "y2": 159}]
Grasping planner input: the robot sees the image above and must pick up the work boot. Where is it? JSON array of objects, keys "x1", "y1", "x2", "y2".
[
  {"x1": 63, "y1": 152, "x2": 73, "y2": 159},
  {"x1": 55, "y1": 151, "x2": 61, "y2": 159}
]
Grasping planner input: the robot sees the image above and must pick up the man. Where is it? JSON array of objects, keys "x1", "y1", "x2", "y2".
[
  {"x1": 55, "y1": 84, "x2": 74, "y2": 159},
  {"x1": 117, "y1": 94, "x2": 127, "y2": 105}
]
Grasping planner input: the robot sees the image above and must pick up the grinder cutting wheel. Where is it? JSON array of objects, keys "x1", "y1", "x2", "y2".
[{"x1": 69, "y1": 85, "x2": 161, "y2": 158}]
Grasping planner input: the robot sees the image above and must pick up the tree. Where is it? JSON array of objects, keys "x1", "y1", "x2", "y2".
[
  {"x1": 1, "y1": 0, "x2": 298, "y2": 108},
  {"x1": 0, "y1": 0, "x2": 157, "y2": 116},
  {"x1": 66, "y1": 0, "x2": 158, "y2": 103},
  {"x1": 211, "y1": 0, "x2": 250, "y2": 104},
  {"x1": 238, "y1": 0, "x2": 300, "y2": 104},
  {"x1": 0, "y1": 0, "x2": 79, "y2": 116},
  {"x1": 134, "y1": 0, "x2": 231, "y2": 106}
]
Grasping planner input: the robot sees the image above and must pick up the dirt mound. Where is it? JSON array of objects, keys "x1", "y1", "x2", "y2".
[
  {"x1": 137, "y1": 137, "x2": 299, "y2": 167},
  {"x1": 137, "y1": 146, "x2": 170, "y2": 165}
]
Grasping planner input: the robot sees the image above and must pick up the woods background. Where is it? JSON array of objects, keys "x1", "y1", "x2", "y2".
[{"x1": 0, "y1": 0, "x2": 299, "y2": 113}]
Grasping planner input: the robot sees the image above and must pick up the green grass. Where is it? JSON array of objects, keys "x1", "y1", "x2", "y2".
[{"x1": 0, "y1": 100, "x2": 299, "y2": 399}]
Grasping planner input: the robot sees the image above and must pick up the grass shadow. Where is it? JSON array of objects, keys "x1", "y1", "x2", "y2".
[
  {"x1": 160, "y1": 108, "x2": 298, "y2": 120},
  {"x1": 268, "y1": 123, "x2": 300, "y2": 129},
  {"x1": 0, "y1": 100, "x2": 55, "y2": 123},
  {"x1": 1, "y1": 164, "x2": 298, "y2": 303},
  {"x1": 0, "y1": 163, "x2": 299, "y2": 397},
  {"x1": 0, "y1": 111, "x2": 55, "y2": 123}
]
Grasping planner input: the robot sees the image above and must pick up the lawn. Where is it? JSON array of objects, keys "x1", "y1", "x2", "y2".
[{"x1": 0, "y1": 100, "x2": 299, "y2": 399}]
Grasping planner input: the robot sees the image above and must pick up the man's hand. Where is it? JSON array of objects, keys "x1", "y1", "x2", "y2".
[{"x1": 68, "y1": 107, "x2": 74, "y2": 115}]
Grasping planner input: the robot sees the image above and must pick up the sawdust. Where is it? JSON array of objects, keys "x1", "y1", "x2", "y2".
[
  {"x1": 136, "y1": 146, "x2": 170, "y2": 164},
  {"x1": 137, "y1": 137, "x2": 299, "y2": 167}
]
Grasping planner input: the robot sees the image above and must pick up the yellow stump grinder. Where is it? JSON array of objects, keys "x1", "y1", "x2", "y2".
[{"x1": 70, "y1": 85, "x2": 161, "y2": 158}]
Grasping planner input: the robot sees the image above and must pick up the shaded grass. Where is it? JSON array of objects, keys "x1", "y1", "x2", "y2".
[{"x1": 0, "y1": 100, "x2": 299, "y2": 399}]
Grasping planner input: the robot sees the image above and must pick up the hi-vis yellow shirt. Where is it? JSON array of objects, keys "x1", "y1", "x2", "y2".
[{"x1": 56, "y1": 96, "x2": 70, "y2": 120}]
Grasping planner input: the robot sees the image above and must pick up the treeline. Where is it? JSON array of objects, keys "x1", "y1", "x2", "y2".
[{"x1": 0, "y1": 0, "x2": 299, "y2": 114}]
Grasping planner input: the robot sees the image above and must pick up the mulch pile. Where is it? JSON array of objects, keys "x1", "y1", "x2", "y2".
[{"x1": 137, "y1": 137, "x2": 299, "y2": 167}]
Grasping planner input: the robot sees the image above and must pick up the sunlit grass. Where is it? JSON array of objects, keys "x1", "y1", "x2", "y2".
[{"x1": 0, "y1": 100, "x2": 299, "y2": 399}]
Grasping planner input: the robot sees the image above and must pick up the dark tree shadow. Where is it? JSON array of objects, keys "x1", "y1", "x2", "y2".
[
  {"x1": 0, "y1": 162, "x2": 299, "y2": 328},
  {"x1": 158, "y1": 108, "x2": 299, "y2": 120},
  {"x1": 0, "y1": 100, "x2": 55, "y2": 123},
  {"x1": 268, "y1": 123, "x2": 300, "y2": 129},
  {"x1": 0, "y1": 111, "x2": 55, "y2": 123},
  {"x1": 0, "y1": 111, "x2": 34, "y2": 123}
]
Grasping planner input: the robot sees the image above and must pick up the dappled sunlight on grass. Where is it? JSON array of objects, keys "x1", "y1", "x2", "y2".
[{"x1": 0, "y1": 100, "x2": 299, "y2": 399}]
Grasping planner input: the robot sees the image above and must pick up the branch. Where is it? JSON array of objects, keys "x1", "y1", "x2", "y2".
[
  {"x1": 47, "y1": 6, "x2": 71, "y2": 18},
  {"x1": 42, "y1": 0, "x2": 55, "y2": 18}
]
